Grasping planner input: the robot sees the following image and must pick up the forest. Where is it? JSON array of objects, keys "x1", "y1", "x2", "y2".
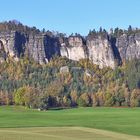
[{"x1": 0, "y1": 56, "x2": 140, "y2": 109}]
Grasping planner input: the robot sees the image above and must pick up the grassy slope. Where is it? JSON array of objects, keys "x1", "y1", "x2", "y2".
[
  {"x1": 0, "y1": 106, "x2": 140, "y2": 137},
  {"x1": 0, "y1": 127, "x2": 140, "y2": 140}
]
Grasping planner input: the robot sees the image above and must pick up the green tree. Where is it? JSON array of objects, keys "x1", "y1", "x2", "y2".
[
  {"x1": 14, "y1": 87, "x2": 27, "y2": 105},
  {"x1": 104, "y1": 92, "x2": 114, "y2": 107},
  {"x1": 126, "y1": 59, "x2": 140, "y2": 90}
]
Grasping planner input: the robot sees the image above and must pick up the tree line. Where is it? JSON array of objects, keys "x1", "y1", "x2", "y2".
[{"x1": 0, "y1": 57, "x2": 140, "y2": 109}]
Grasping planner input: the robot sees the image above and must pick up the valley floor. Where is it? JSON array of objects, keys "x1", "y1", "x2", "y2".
[
  {"x1": 0, "y1": 106, "x2": 140, "y2": 140},
  {"x1": 0, "y1": 127, "x2": 140, "y2": 140}
]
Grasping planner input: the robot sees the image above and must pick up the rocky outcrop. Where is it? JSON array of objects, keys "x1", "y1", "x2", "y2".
[
  {"x1": 26, "y1": 34, "x2": 47, "y2": 64},
  {"x1": 0, "y1": 31, "x2": 46, "y2": 64},
  {"x1": 60, "y1": 36, "x2": 86, "y2": 61},
  {"x1": 0, "y1": 31, "x2": 17, "y2": 59},
  {"x1": 0, "y1": 30, "x2": 140, "y2": 68},
  {"x1": 116, "y1": 33, "x2": 140, "y2": 62},
  {"x1": 87, "y1": 36, "x2": 116, "y2": 68}
]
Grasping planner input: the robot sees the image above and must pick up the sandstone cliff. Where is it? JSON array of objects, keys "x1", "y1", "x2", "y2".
[
  {"x1": 116, "y1": 33, "x2": 140, "y2": 62},
  {"x1": 60, "y1": 36, "x2": 86, "y2": 61},
  {"x1": 0, "y1": 29, "x2": 140, "y2": 68},
  {"x1": 87, "y1": 36, "x2": 116, "y2": 68}
]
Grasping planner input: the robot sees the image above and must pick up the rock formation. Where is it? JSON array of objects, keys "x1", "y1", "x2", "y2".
[
  {"x1": 116, "y1": 33, "x2": 140, "y2": 62},
  {"x1": 0, "y1": 31, "x2": 17, "y2": 59},
  {"x1": 60, "y1": 36, "x2": 86, "y2": 61},
  {"x1": 0, "y1": 29, "x2": 140, "y2": 68},
  {"x1": 87, "y1": 36, "x2": 116, "y2": 68},
  {"x1": 26, "y1": 34, "x2": 47, "y2": 64}
]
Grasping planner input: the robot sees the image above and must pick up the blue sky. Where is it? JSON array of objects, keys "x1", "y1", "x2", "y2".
[{"x1": 1, "y1": 0, "x2": 140, "y2": 35}]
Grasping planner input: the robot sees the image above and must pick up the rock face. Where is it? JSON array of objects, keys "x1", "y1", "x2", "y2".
[
  {"x1": 44, "y1": 35, "x2": 61, "y2": 61},
  {"x1": 116, "y1": 33, "x2": 140, "y2": 62},
  {"x1": 60, "y1": 66, "x2": 69, "y2": 73},
  {"x1": 26, "y1": 34, "x2": 47, "y2": 64},
  {"x1": 0, "y1": 31, "x2": 17, "y2": 59},
  {"x1": 87, "y1": 36, "x2": 116, "y2": 68},
  {"x1": 0, "y1": 30, "x2": 140, "y2": 68},
  {"x1": 60, "y1": 36, "x2": 86, "y2": 61}
]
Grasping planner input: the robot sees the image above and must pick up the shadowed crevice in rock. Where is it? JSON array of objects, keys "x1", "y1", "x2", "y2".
[
  {"x1": 14, "y1": 32, "x2": 26, "y2": 57},
  {"x1": 110, "y1": 36, "x2": 122, "y2": 65},
  {"x1": 0, "y1": 40, "x2": 7, "y2": 61},
  {"x1": 44, "y1": 35, "x2": 61, "y2": 60}
]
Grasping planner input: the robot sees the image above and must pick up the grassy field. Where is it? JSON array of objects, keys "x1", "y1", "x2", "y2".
[
  {"x1": 1, "y1": 127, "x2": 140, "y2": 140},
  {"x1": 0, "y1": 106, "x2": 140, "y2": 140}
]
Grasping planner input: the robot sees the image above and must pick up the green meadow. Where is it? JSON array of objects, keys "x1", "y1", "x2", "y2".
[{"x1": 0, "y1": 106, "x2": 140, "y2": 140}]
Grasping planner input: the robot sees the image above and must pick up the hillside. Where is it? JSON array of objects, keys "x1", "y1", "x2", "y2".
[{"x1": 0, "y1": 21, "x2": 140, "y2": 109}]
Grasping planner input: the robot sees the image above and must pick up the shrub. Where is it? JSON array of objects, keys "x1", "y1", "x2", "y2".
[{"x1": 78, "y1": 93, "x2": 91, "y2": 107}]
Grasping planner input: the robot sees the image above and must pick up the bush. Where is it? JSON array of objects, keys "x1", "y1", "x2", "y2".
[
  {"x1": 78, "y1": 93, "x2": 91, "y2": 107},
  {"x1": 39, "y1": 95, "x2": 55, "y2": 110}
]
